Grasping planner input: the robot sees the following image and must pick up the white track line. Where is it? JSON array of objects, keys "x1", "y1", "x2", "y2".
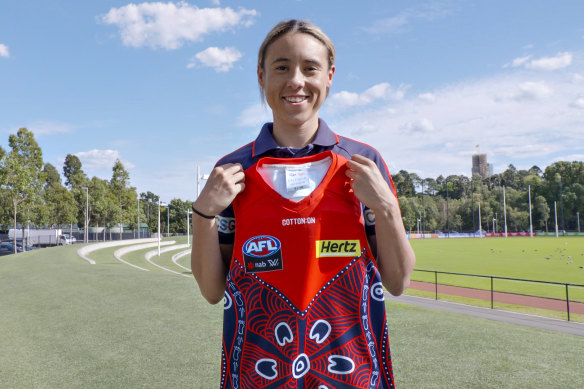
[
  {"x1": 145, "y1": 244, "x2": 191, "y2": 277},
  {"x1": 172, "y1": 249, "x2": 192, "y2": 272},
  {"x1": 114, "y1": 241, "x2": 176, "y2": 271},
  {"x1": 77, "y1": 238, "x2": 158, "y2": 264}
]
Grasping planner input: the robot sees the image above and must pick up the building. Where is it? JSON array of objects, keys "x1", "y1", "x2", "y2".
[{"x1": 472, "y1": 153, "x2": 490, "y2": 179}]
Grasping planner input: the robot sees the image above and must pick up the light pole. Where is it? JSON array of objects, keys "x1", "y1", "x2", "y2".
[
  {"x1": 578, "y1": 211, "x2": 580, "y2": 233},
  {"x1": 197, "y1": 165, "x2": 210, "y2": 198},
  {"x1": 478, "y1": 200, "x2": 482, "y2": 238},
  {"x1": 187, "y1": 209, "x2": 192, "y2": 246},
  {"x1": 81, "y1": 187, "x2": 89, "y2": 243},
  {"x1": 137, "y1": 197, "x2": 140, "y2": 239},
  {"x1": 503, "y1": 186, "x2": 508, "y2": 238},
  {"x1": 528, "y1": 185, "x2": 533, "y2": 238},
  {"x1": 158, "y1": 200, "x2": 167, "y2": 256},
  {"x1": 167, "y1": 203, "x2": 170, "y2": 236}
]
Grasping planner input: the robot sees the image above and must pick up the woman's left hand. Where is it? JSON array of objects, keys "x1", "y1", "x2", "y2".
[{"x1": 345, "y1": 154, "x2": 397, "y2": 213}]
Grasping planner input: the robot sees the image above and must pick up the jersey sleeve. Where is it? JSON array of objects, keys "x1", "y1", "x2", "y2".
[{"x1": 216, "y1": 204, "x2": 236, "y2": 245}]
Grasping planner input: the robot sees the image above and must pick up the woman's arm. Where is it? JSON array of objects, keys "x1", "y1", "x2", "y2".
[
  {"x1": 191, "y1": 163, "x2": 245, "y2": 304},
  {"x1": 346, "y1": 154, "x2": 416, "y2": 296}
]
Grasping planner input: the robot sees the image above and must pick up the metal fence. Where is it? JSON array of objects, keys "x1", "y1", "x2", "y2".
[{"x1": 412, "y1": 269, "x2": 584, "y2": 321}]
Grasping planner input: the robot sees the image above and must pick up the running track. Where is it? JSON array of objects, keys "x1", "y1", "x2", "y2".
[{"x1": 409, "y1": 280, "x2": 584, "y2": 315}]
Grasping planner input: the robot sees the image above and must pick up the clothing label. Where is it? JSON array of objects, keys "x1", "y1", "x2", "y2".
[{"x1": 285, "y1": 167, "x2": 311, "y2": 193}]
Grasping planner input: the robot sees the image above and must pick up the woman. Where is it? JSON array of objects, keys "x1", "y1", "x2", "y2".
[{"x1": 191, "y1": 19, "x2": 415, "y2": 388}]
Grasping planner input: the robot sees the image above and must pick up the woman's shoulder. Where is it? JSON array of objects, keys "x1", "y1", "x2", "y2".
[
  {"x1": 215, "y1": 142, "x2": 255, "y2": 168},
  {"x1": 334, "y1": 134, "x2": 384, "y2": 160}
]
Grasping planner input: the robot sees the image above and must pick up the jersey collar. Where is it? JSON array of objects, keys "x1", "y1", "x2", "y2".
[{"x1": 252, "y1": 119, "x2": 339, "y2": 158}]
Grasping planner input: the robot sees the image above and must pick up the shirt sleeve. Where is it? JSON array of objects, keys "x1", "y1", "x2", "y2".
[{"x1": 216, "y1": 204, "x2": 236, "y2": 245}]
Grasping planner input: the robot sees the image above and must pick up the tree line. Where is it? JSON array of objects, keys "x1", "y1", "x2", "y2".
[
  {"x1": 1, "y1": 128, "x2": 583, "y2": 239},
  {"x1": 392, "y1": 161, "x2": 584, "y2": 233},
  {"x1": 0, "y1": 128, "x2": 192, "y2": 239}
]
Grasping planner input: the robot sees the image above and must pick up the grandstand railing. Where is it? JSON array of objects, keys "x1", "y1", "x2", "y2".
[{"x1": 411, "y1": 269, "x2": 584, "y2": 321}]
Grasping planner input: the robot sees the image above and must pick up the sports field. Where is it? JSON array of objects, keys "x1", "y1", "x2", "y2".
[
  {"x1": 1, "y1": 238, "x2": 583, "y2": 388},
  {"x1": 410, "y1": 237, "x2": 584, "y2": 303}
]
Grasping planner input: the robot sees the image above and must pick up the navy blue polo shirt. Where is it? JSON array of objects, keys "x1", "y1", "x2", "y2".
[{"x1": 214, "y1": 119, "x2": 395, "y2": 244}]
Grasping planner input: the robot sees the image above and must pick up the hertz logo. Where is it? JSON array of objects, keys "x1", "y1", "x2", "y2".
[{"x1": 316, "y1": 240, "x2": 361, "y2": 258}]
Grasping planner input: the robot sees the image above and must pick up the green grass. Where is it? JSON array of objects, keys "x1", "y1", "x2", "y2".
[
  {"x1": 410, "y1": 237, "x2": 584, "y2": 302},
  {"x1": 1, "y1": 242, "x2": 584, "y2": 388}
]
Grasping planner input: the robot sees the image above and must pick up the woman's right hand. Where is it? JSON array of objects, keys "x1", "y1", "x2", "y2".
[{"x1": 193, "y1": 163, "x2": 246, "y2": 217}]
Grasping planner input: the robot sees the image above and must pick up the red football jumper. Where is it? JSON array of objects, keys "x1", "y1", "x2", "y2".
[{"x1": 221, "y1": 151, "x2": 395, "y2": 389}]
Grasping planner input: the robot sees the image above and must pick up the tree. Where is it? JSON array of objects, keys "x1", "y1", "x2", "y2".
[
  {"x1": 1, "y1": 128, "x2": 44, "y2": 252},
  {"x1": 63, "y1": 154, "x2": 87, "y2": 189},
  {"x1": 45, "y1": 185, "x2": 77, "y2": 228},
  {"x1": 168, "y1": 198, "x2": 193, "y2": 233},
  {"x1": 109, "y1": 159, "x2": 138, "y2": 238},
  {"x1": 140, "y1": 191, "x2": 160, "y2": 233}
]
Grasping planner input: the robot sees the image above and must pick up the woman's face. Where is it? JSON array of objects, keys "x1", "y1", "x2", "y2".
[{"x1": 258, "y1": 32, "x2": 334, "y2": 130}]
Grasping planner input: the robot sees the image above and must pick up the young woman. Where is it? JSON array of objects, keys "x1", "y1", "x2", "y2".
[{"x1": 191, "y1": 20, "x2": 415, "y2": 389}]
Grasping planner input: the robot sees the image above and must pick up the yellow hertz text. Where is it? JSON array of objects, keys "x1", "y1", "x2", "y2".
[{"x1": 315, "y1": 240, "x2": 361, "y2": 258}]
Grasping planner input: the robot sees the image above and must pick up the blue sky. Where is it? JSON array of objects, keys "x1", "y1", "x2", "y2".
[{"x1": 1, "y1": 0, "x2": 583, "y2": 202}]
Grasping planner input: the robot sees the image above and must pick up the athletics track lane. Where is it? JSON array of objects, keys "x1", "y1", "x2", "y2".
[{"x1": 409, "y1": 280, "x2": 584, "y2": 315}]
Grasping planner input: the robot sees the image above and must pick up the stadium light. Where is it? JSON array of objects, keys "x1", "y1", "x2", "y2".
[
  {"x1": 197, "y1": 165, "x2": 210, "y2": 198},
  {"x1": 81, "y1": 187, "x2": 89, "y2": 244}
]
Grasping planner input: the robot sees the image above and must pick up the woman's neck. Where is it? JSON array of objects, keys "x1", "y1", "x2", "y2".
[{"x1": 272, "y1": 117, "x2": 319, "y2": 148}]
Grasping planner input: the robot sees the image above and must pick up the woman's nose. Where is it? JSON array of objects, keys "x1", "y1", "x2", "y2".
[{"x1": 286, "y1": 66, "x2": 304, "y2": 88}]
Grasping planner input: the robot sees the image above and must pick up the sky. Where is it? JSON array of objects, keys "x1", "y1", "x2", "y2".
[{"x1": 1, "y1": 0, "x2": 583, "y2": 202}]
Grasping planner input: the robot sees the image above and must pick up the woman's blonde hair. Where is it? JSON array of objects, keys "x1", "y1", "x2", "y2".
[{"x1": 257, "y1": 20, "x2": 335, "y2": 101}]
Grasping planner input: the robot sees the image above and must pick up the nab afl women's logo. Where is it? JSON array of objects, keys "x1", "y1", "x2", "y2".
[{"x1": 242, "y1": 235, "x2": 283, "y2": 273}]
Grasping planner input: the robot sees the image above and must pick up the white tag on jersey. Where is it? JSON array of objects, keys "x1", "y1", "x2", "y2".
[
  {"x1": 285, "y1": 167, "x2": 311, "y2": 193},
  {"x1": 259, "y1": 156, "x2": 332, "y2": 202}
]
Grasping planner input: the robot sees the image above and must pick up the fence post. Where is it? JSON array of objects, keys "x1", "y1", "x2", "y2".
[
  {"x1": 434, "y1": 271, "x2": 438, "y2": 300},
  {"x1": 566, "y1": 284, "x2": 570, "y2": 322}
]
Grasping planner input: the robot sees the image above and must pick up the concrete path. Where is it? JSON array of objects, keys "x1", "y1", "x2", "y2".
[
  {"x1": 387, "y1": 292, "x2": 584, "y2": 337},
  {"x1": 77, "y1": 238, "x2": 158, "y2": 264}
]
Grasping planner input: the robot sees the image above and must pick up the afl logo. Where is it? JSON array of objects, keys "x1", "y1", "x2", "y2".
[{"x1": 242, "y1": 235, "x2": 283, "y2": 273}]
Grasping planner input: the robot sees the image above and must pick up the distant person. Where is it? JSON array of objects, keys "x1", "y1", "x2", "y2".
[{"x1": 191, "y1": 19, "x2": 415, "y2": 388}]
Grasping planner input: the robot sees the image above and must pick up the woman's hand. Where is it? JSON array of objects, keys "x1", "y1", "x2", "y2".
[
  {"x1": 345, "y1": 154, "x2": 397, "y2": 213},
  {"x1": 193, "y1": 163, "x2": 246, "y2": 217},
  {"x1": 345, "y1": 154, "x2": 415, "y2": 296}
]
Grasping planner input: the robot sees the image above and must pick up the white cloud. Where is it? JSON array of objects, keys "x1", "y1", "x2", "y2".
[
  {"x1": 325, "y1": 61, "x2": 584, "y2": 178},
  {"x1": 401, "y1": 118, "x2": 435, "y2": 134},
  {"x1": 76, "y1": 149, "x2": 135, "y2": 170},
  {"x1": 508, "y1": 52, "x2": 573, "y2": 71},
  {"x1": 236, "y1": 103, "x2": 271, "y2": 128},
  {"x1": 327, "y1": 82, "x2": 406, "y2": 112},
  {"x1": 418, "y1": 92, "x2": 436, "y2": 102},
  {"x1": 26, "y1": 121, "x2": 75, "y2": 136},
  {"x1": 570, "y1": 96, "x2": 584, "y2": 109},
  {"x1": 364, "y1": 4, "x2": 451, "y2": 34},
  {"x1": 0, "y1": 43, "x2": 10, "y2": 58},
  {"x1": 188, "y1": 46, "x2": 241, "y2": 72},
  {"x1": 510, "y1": 81, "x2": 553, "y2": 102},
  {"x1": 98, "y1": 2, "x2": 257, "y2": 49}
]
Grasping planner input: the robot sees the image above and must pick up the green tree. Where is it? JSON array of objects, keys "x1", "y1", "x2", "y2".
[
  {"x1": 109, "y1": 159, "x2": 138, "y2": 238},
  {"x1": 1, "y1": 128, "x2": 44, "y2": 252}
]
